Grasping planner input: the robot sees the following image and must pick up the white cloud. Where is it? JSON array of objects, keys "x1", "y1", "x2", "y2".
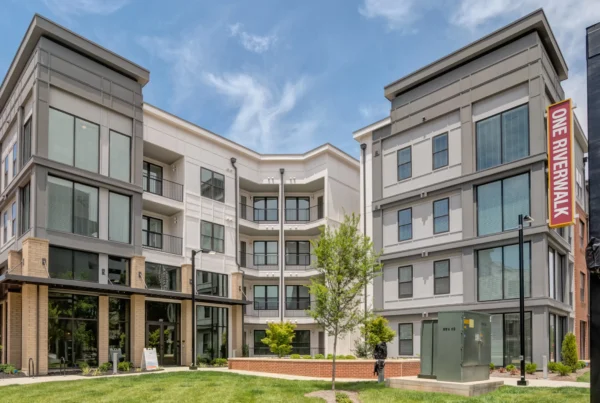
[
  {"x1": 359, "y1": 102, "x2": 390, "y2": 121},
  {"x1": 203, "y1": 73, "x2": 317, "y2": 152},
  {"x1": 359, "y1": 0, "x2": 421, "y2": 32},
  {"x1": 43, "y1": 0, "x2": 128, "y2": 16},
  {"x1": 229, "y1": 23, "x2": 277, "y2": 54}
]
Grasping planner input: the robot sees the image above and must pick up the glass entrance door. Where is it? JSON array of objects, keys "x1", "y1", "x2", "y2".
[{"x1": 146, "y1": 321, "x2": 179, "y2": 366}]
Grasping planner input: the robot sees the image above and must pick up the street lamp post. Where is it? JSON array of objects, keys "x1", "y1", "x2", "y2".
[
  {"x1": 517, "y1": 214, "x2": 534, "y2": 386},
  {"x1": 189, "y1": 248, "x2": 215, "y2": 370}
]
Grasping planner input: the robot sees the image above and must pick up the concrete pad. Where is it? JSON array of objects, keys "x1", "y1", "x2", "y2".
[{"x1": 386, "y1": 376, "x2": 504, "y2": 397}]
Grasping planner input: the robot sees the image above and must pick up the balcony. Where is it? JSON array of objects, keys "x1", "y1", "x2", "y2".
[
  {"x1": 240, "y1": 204, "x2": 279, "y2": 223},
  {"x1": 240, "y1": 252, "x2": 279, "y2": 271},
  {"x1": 285, "y1": 299, "x2": 314, "y2": 317},
  {"x1": 142, "y1": 230, "x2": 183, "y2": 256},
  {"x1": 284, "y1": 205, "x2": 323, "y2": 223},
  {"x1": 144, "y1": 175, "x2": 183, "y2": 202}
]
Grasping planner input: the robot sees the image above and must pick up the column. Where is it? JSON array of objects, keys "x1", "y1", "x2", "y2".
[
  {"x1": 7, "y1": 292, "x2": 21, "y2": 368},
  {"x1": 181, "y1": 300, "x2": 192, "y2": 366},
  {"x1": 181, "y1": 263, "x2": 192, "y2": 294},
  {"x1": 130, "y1": 256, "x2": 146, "y2": 289},
  {"x1": 98, "y1": 296, "x2": 109, "y2": 364},
  {"x1": 130, "y1": 294, "x2": 145, "y2": 367},
  {"x1": 7, "y1": 250, "x2": 22, "y2": 274},
  {"x1": 22, "y1": 237, "x2": 49, "y2": 277},
  {"x1": 231, "y1": 272, "x2": 244, "y2": 357},
  {"x1": 21, "y1": 284, "x2": 47, "y2": 375}
]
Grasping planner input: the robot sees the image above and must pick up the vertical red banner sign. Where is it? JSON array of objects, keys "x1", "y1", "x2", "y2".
[{"x1": 547, "y1": 99, "x2": 575, "y2": 228}]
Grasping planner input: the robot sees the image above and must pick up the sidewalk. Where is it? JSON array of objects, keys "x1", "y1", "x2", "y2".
[{"x1": 489, "y1": 376, "x2": 589, "y2": 388}]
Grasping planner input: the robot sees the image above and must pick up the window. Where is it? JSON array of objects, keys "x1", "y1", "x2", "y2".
[
  {"x1": 580, "y1": 272, "x2": 585, "y2": 303},
  {"x1": 398, "y1": 266, "x2": 413, "y2": 298},
  {"x1": 3, "y1": 157, "x2": 7, "y2": 187},
  {"x1": 108, "y1": 256, "x2": 129, "y2": 286},
  {"x1": 2, "y1": 212, "x2": 7, "y2": 243},
  {"x1": 576, "y1": 169, "x2": 584, "y2": 203},
  {"x1": 433, "y1": 198, "x2": 449, "y2": 234},
  {"x1": 20, "y1": 183, "x2": 30, "y2": 234},
  {"x1": 285, "y1": 197, "x2": 310, "y2": 221},
  {"x1": 286, "y1": 241, "x2": 311, "y2": 266},
  {"x1": 201, "y1": 168, "x2": 225, "y2": 202},
  {"x1": 398, "y1": 208, "x2": 412, "y2": 241},
  {"x1": 254, "y1": 330, "x2": 271, "y2": 355},
  {"x1": 143, "y1": 161, "x2": 163, "y2": 194},
  {"x1": 434, "y1": 260, "x2": 450, "y2": 295},
  {"x1": 478, "y1": 242, "x2": 531, "y2": 301},
  {"x1": 253, "y1": 197, "x2": 278, "y2": 221},
  {"x1": 196, "y1": 305, "x2": 228, "y2": 360},
  {"x1": 48, "y1": 176, "x2": 99, "y2": 237},
  {"x1": 109, "y1": 192, "x2": 130, "y2": 243},
  {"x1": 12, "y1": 143, "x2": 17, "y2": 178},
  {"x1": 201, "y1": 221, "x2": 225, "y2": 253},
  {"x1": 197, "y1": 270, "x2": 228, "y2": 297},
  {"x1": 580, "y1": 321, "x2": 587, "y2": 359},
  {"x1": 397, "y1": 146, "x2": 411, "y2": 180},
  {"x1": 580, "y1": 220, "x2": 585, "y2": 248},
  {"x1": 548, "y1": 247, "x2": 566, "y2": 302},
  {"x1": 432, "y1": 133, "x2": 448, "y2": 170},
  {"x1": 48, "y1": 108, "x2": 99, "y2": 173},
  {"x1": 109, "y1": 298, "x2": 129, "y2": 361},
  {"x1": 398, "y1": 324, "x2": 413, "y2": 355},
  {"x1": 476, "y1": 104, "x2": 529, "y2": 170},
  {"x1": 477, "y1": 173, "x2": 529, "y2": 236},
  {"x1": 109, "y1": 131, "x2": 131, "y2": 182},
  {"x1": 490, "y1": 312, "x2": 532, "y2": 367},
  {"x1": 286, "y1": 285, "x2": 310, "y2": 310},
  {"x1": 291, "y1": 330, "x2": 311, "y2": 355},
  {"x1": 145, "y1": 262, "x2": 181, "y2": 292},
  {"x1": 142, "y1": 216, "x2": 163, "y2": 249},
  {"x1": 11, "y1": 202, "x2": 16, "y2": 238},
  {"x1": 254, "y1": 285, "x2": 278, "y2": 310},
  {"x1": 49, "y1": 246, "x2": 99, "y2": 282},
  {"x1": 253, "y1": 241, "x2": 278, "y2": 266},
  {"x1": 549, "y1": 314, "x2": 568, "y2": 362},
  {"x1": 22, "y1": 118, "x2": 31, "y2": 163}
]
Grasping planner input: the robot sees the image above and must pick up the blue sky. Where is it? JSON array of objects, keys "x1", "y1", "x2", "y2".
[{"x1": 1, "y1": 0, "x2": 598, "y2": 157}]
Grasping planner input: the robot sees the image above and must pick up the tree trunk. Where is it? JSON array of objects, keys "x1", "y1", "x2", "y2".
[{"x1": 332, "y1": 327, "x2": 338, "y2": 391}]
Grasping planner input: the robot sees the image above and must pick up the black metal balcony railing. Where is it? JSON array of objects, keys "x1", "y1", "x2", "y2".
[
  {"x1": 285, "y1": 299, "x2": 314, "y2": 317},
  {"x1": 284, "y1": 205, "x2": 324, "y2": 223},
  {"x1": 240, "y1": 204, "x2": 279, "y2": 222},
  {"x1": 143, "y1": 175, "x2": 184, "y2": 202},
  {"x1": 142, "y1": 230, "x2": 183, "y2": 255},
  {"x1": 240, "y1": 252, "x2": 278, "y2": 270}
]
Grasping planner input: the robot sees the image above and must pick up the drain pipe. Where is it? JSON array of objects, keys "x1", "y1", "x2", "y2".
[
  {"x1": 361, "y1": 144, "x2": 368, "y2": 320},
  {"x1": 279, "y1": 168, "x2": 285, "y2": 322},
  {"x1": 36, "y1": 285, "x2": 40, "y2": 375},
  {"x1": 230, "y1": 157, "x2": 245, "y2": 354}
]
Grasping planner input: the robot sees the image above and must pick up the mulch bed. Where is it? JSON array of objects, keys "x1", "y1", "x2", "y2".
[
  {"x1": 491, "y1": 367, "x2": 590, "y2": 382},
  {"x1": 0, "y1": 372, "x2": 28, "y2": 379}
]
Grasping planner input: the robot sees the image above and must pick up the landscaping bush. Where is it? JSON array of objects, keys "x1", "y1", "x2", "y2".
[
  {"x1": 561, "y1": 332, "x2": 578, "y2": 370},
  {"x1": 211, "y1": 358, "x2": 228, "y2": 367},
  {"x1": 335, "y1": 392, "x2": 353, "y2": 403},
  {"x1": 314, "y1": 354, "x2": 325, "y2": 359},
  {"x1": 327, "y1": 354, "x2": 334, "y2": 359},
  {"x1": 290, "y1": 354, "x2": 301, "y2": 359},
  {"x1": 77, "y1": 362, "x2": 89, "y2": 370},
  {"x1": 2, "y1": 364, "x2": 15, "y2": 374},
  {"x1": 98, "y1": 362, "x2": 112, "y2": 372},
  {"x1": 353, "y1": 340, "x2": 370, "y2": 359},
  {"x1": 117, "y1": 361, "x2": 131, "y2": 372},
  {"x1": 548, "y1": 362, "x2": 559, "y2": 373},
  {"x1": 525, "y1": 363, "x2": 537, "y2": 374},
  {"x1": 344, "y1": 355, "x2": 356, "y2": 360},
  {"x1": 198, "y1": 357, "x2": 211, "y2": 365},
  {"x1": 261, "y1": 322, "x2": 296, "y2": 358},
  {"x1": 242, "y1": 344, "x2": 249, "y2": 358},
  {"x1": 577, "y1": 361, "x2": 587, "y2": 370},
  {"x1": 301, "y1": 355, "x2": 312, "y2": 359},
  {"x1": 556, "y1": 363, "x2": 572, "y2": 376},
  {"x1": 505, "y1": 364, "x2": 516, "y2": 372},
  {"x1": 489, "y1": 363, "x2": 495, "y2": 371},
  {"x1": 81, "y1": 366, "x2": 92, "y2": 376},
  {"x1": 498, "y1": 367, "x2": 506, "y2": 373}
]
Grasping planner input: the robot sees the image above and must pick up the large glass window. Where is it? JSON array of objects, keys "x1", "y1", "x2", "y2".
[
  {"x1": 145, "y1": 262, "x2": 181, "y2": 292},
  {"x1": 398, "y1": 323, "x2": 413, "y2": 355},
  {"x1": 201, "y1": 168, "x2": 225, "y2": 202},
  {"x1": 197, "y1": 270, "x2": 228, "y2": 297},
  {"x1": 286, "y1": 285, "x2": 310, "y2": 310},
  {"x1": 254, "y1": 285, "x2": 278, "y2": 310},
  {"x1": 477, "y1": 173, "x2": 529, "y2": 236},
  {"x1": 434, "y1": 260, "x2": 450, "y2": 295},
  {"x1": 48, "y1": 292, "x2": 98, "y2": 368},
  {"x1": 476, "y1": 104, "x2": 529, "y2": 170},
  {"x1": 433, "y1": 198, "x2": 449, "y2": 234},
  {"x1": 11, "y1": 202, "x2": 16, "y2": 238},
  {"x1": 291, "y1": 330, "x2": 310, "y2": 355},
  {"x1": 580, "y1": 272, "x2": 586, "y2": 303},
  {"x1": 12, "y1": 143, "x2": 17, "y2": 178},
  {"x1": 490, "y1": 312, "x2": 532, "y2": 367},
  {"x1": 109, "y1": 192, "x2": 130, "y2": 243},
  {"x1": 109, "y1": 131, "x2": 131, "y2": 182},
  {"x1": 143, "y1": 161, "x2": 163, "y2": 194},
  {"x1": 397, "y1": 146, "x2": 411, "y2": 180},
  {"x1": 196, "y1": 305, "x2": 228, "y2": 360},
  {"x1": 477, "y1": 242, "x2": 531, "y2": 301},
  {"x1": 285, "y1": 197, "x2": 310, "y2": 221},
  {"x1": 142, "y1": 215, "x2": 163, "y2": 249},
  {"x1": 549, "y1": 248, "x2": 566, "y2": 302},
  {"x1": 253, "y1": 241, "x2": 277, "y2": 266},
  {"x1": 48, "y1": 108, "x2": 99, "y2": 173},
  {"x1": 253, "y1": 197, "x2": 278, "y2": 221},
  {"x1": 432, "y1": 133, "x2": 448, "y2": 170},
  {"x1": 49, "y1": 246, "x2": 99, "y2": 282},
  {"x1": 108, "y1": 256, "x2": 129, "y2": 286},
  {"x1": 285, "y1": 241, "x2": 310, "y2": 266},
  {"x1": 398, "y1": 266, "x2": 413, "y2": 298},
  {"x1": 22, "y1": 118, "x2": 31, "y2": 163},
  {"x1": 48, "y1": 176, "x2": 99, "y2": 237},
  {"x1": 201, "y1": 221, "x2": 224, "y2": 253},
  {"x1": 254, "y1": 330, "x2": 271, "y2": 355},
  {"x1": 108, "y1": 298, "x2": 129, "y2": 362},
  {"x1": 398, "y1": 208, "x2": 412, "y2": 241}
]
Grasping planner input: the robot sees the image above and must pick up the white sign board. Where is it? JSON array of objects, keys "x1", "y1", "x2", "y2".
[{"x1": 141, "y1": 348, "x2": 159, "y2": 371}]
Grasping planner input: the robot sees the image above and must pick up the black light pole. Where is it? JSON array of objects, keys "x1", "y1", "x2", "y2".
[
  {"x1": 517, "y1": 214, "x2": 533, "y2": 386},
  {"x1": 189, "y1": 248, "x2": 214, "y2": 370}
]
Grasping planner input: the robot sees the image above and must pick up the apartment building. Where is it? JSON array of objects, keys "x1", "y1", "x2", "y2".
[
  {"x1": 0, "y1": 15, "x2": 360, "y2": 375},
  {"x1": 355, "y1": 9, "x2": 587, "y2": 367}
]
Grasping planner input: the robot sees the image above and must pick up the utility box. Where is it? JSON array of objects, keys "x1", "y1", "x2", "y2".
[{"x1": 419, "y1": 311, "x2": 491, "y2": 382}]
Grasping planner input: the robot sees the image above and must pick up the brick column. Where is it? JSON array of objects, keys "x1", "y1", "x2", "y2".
[
  {"x1": 130, "y1": 256, "x2": 146, "y2": 289},
  {"x1": 130, "y1": 294, "x2": 145, "y2": 367},
  {"x1": 7, "y1": 292, "x2": 21, "y2": 368},
  {"x1": 22, "y1": 238, "x2": 49, "y2": 277},
  {"x1": 37, "y1": 286, "x2": 48, "y2": 375},
  {"x1": 21, "y1": 284, "x2": 47, "y2": 375},
  {"x1": 7, "y1": 250, "x2": 22, "y2": 274},
  {"x1": 181, "y1": 264, "x2": 192, "y2": 294},
  {"x1": 98, "y1": 296, "x2": 109, "y2": 364},
  {"x1": 231, "y1": 272, "x2": 243, "y2": 299},
  {"x1": 181, "y1": 300, "x2": 193, "y2": 366},
  {"x1": 231, "y1": 305, "x2": 243, "y2": 357}
]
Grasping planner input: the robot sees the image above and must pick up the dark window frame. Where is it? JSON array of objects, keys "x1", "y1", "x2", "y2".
[
  {"x1": 107, "y1": 256, "x2": 130, "y2": 286},
  {"x1": 433, "y1": 198, "x2": 450, "y2": 234},
  {"x1": 398, "y1": 207, "x2": 412, "y2": 241},
  {"x1": 432, "y1": 132, "x2": 449, "y2": 170},
  {"x1": 285, "y1": 196, "x2": 311, "y2": 222},
  {"x1": 48, "y1": 246, "x2": 99, "y2": 283},
  {"x1": 398, "y1": 265, "x2": 413, "y2": 299},
  {"x1": 253, "y1": 197, "x2": 278, "y2": 222},
  {"x1": 580, "y1": 272, "x2": 585, "y2": 303},
  {"x1": 12, "y1": 143, "x2": 17, "y2": 178},
  {"x1": 48, "y1": 175, "x2": 100, "y2": 238},
  {"x1": 285, "y1": 240, "x2": 311, "y2": 266},
  {"x1": 108, "y1": 297, "x2": 130, "y2": 361},
  {"x1": 11, "y1": 202, "x2": 16, "y2": 238},
  {"x1": 108, "y1": 191, "x2": 131, "y2": 244},
  {"x1": 143, "y1": 161, "x2": 163, "y2": 194},
  {"x1": 142, "y1": 215, "x2": 163, "y2": 249},
  {"x1": 254, "y1": 285, "x2": 278, "y2": 311},
  {"x1": 201, "y1": 167, "x2": 225, "y2": 202},
  {"x1": 22, "y1": 118, "x2": 31, "y2": 163},
  {"x1": 253, "y1": 240, "x2": 278, "y2": 266},
  {"x1": 397, "y1": 146, "x2": 412, "y2": 181},
  {"x1": 580, "y1": 220, "x2": 585, "y2": 248},
  {"x1": 398, "y1": 323, "x2": 413, "y2": 356},
  {"x1": 196, "y1": 270, "x2": 228, "y2": 297},
  {"x1": 286, "y1": 285, "x2": 310, "y2": 310},
  {"x1": 20, "y1": 183, "x2": 30, "y2": 234},
  {"x1": 201, "y1": 221, "x2": 225, "y2": 253},
  {"x1": 434, "y1": 259, "x2": 450, "y2": 295}
]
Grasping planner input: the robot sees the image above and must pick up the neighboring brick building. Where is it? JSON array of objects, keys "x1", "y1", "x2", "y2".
[{"x1": 574, "y1": 201, "x2": 589, "y2": 359}]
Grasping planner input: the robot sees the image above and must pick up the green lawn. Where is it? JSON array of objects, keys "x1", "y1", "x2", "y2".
[
  {"x1": 577, "y1": 371, "x2": 590, "y2": 383},
  {"x1": 0, "y1": 371, "x2": 590, "y2": 403}
]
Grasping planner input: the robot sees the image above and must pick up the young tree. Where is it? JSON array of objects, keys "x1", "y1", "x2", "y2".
[
  {"x1": 561, "y1": 332, "x2": 578, "y2": 370},
  {"x1": 308, "y1": 213, "x2": 382, "y2": 390},
  {"x1": 261, "y1": 321, "x2": 296, "y2": 358},
  {"x1": 361, "y1": 314, "x2": 396, "y2": 354}
]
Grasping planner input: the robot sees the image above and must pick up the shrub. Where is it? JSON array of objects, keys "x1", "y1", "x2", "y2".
[
  {"x1": 327, "y1": 354, "x2": 334, "y2": 359},
  {"x1": 301, "y1": 355, "x2": 312, "y2": 359},
  {"x1": 353, "y1": 340, "x2": 371, "y2": 359},
  {"x1": 211, "y1": 358, "x2": 228, "y2": 367},
  {"x1": 98, "y1": 362, "x2": 112, "y2": 372},
  {"x1": 242, "y1": 344, "x2": 250, "y2": 358},
  {"x1": 548, "y1": 362, "x2": 559, "y2": 373},
  {"x1": 360, "y1": 315, "x2": 396, "y2": 353},
  {"x1": 261, "y1": 322, "x2": 296, "y2": 358},
  {"x1": 314, "y1": 354, "x2": 325, "y2": 359},
  {"x1": 2, "y1": 365, "x2": 15, "y2": 374},
  {"x1": 344, "y1": 355, "x2": 356, "y2": 360},
  {"x1": 577, "y1": 361, "x2": 587, "y2": 370},
  {"x1": 556, "y1": 363, "x2": 571, "y2": 376},
  {"x1": 198, "y1": 357, "x2": 211, "y2": 365},
  {"x1": 498, "y1": 367, "x2": 506, "y2": 373},
  {"x1": 81, "y1": 366, "x2": 92, "y2": 376},
  {"x1": 117, "y1": 361, "x2": 131, "y2": 372},
  {"x1": 505, "y1": 364, "x2": 516, "y2": 372},
  {"x1": 525, "y1": 363, "x2": 537, "y2": 374},
  {"x1": 77, "y1": 362, "x2": 89, "y2": 370},
  {"x1": 335, "y1": 392, "x2": 353, "y2": 403},
  {"x1": 510, "y1": 368, "x2": 519, "y2": 376},
  {"x1": 561, "y1": 333, "x2": 578, "y2": 370},
  {"x1": 489, "y1": 363, "x2": 495, "y2": 371},
  {"x1": 290, "y1": 354, "x2": 301, "y2": 359}
]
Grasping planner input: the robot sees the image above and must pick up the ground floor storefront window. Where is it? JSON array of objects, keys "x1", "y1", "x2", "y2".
[
  {"x1": 490, "y1": 312, "x2": 532, "y2": 367},
  {"x1": 108, "y1": 298, "x2": 129, "y2": 362},
  {"x1": 253, "y1": 330, "x2": 271, "y2": 355},
  {"x1": 291, "y1": 330, "x2": 310, "y2": 355},
  {"x1": 196, "y1": 305, "x2": 228, "y2": 361},
  {"x1": 48, "y1": 292, "x2": 98, "y2": 368},
  {"x1": 146, "y1": 301, "x2": 180, "y2": 366},
  {"x1": 549, "y1": 313, "x2": 568, "y2": 362}
]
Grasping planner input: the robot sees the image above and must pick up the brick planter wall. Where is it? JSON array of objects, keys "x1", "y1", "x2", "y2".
[{"x1": 228, "y1": 358, "x2": 420, "y2": 379}]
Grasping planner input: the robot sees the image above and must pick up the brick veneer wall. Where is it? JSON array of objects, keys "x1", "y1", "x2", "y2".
[
  {"x1": 228, "y1": 358, "x2": 420, "y2": 379},
  {"x1": 574, "y1": 204, "x2": 589, "y2": 359}
]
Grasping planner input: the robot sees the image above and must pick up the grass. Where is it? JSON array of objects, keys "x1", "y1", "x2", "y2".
[
  {"x1": 0, "y1": 371, "x2": 590, "y2": 402},
  {"x1": 577, "y1": 371, "x2": 590, "y2": 383}
]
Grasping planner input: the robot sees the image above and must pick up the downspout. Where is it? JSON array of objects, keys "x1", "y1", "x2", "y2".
[
  {"x1": 36, "y1": 285, "x2": 39, "y2": 375},
  {"x1": 230, "y1": 157, "x2": 245, "y2": 354},
  {"x1": 361, "y1": 143, "x2": 368, "y2": 322},
  {"x1": 279, "y1": 168, "x2": 285, "y2": 322}
]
